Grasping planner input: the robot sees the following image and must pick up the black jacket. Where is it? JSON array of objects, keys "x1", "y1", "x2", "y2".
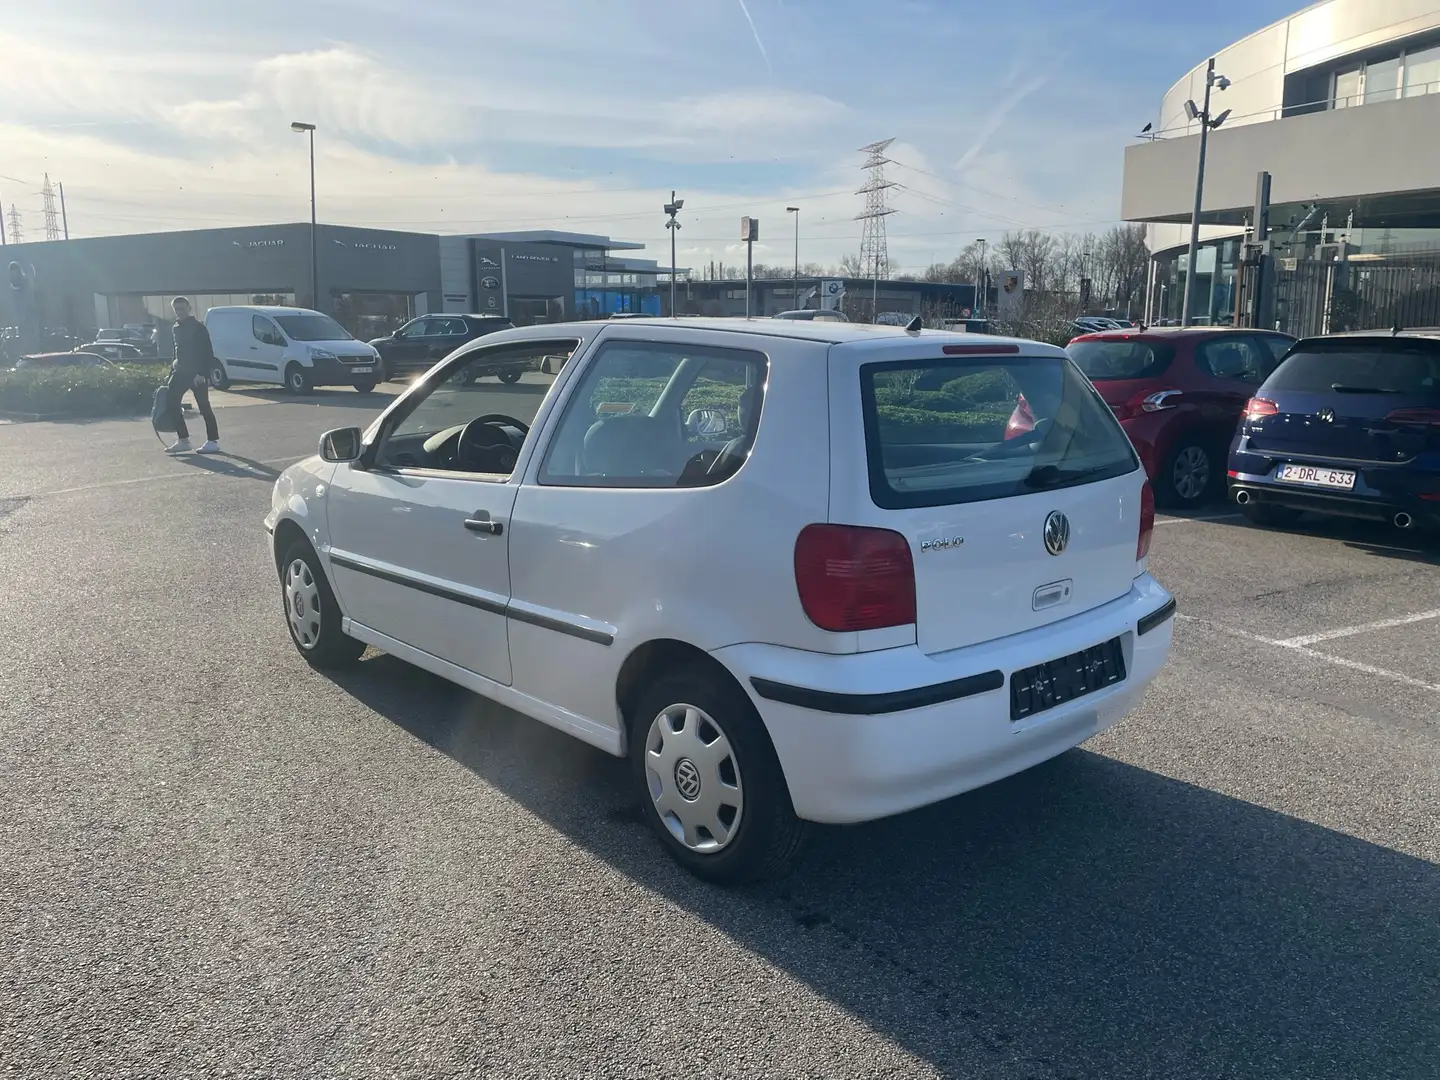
[{"x1": 172, "y1": 316, "x2": 215, "y2": 378}]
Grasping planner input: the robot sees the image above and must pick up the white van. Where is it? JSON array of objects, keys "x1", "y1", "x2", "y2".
[{"x1": 204, "y1": 306, "x2": 383, "y2": 393}]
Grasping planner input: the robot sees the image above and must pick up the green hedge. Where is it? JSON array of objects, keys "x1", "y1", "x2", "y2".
[{"x1": 0, "y1": 365, "x2": 162, "y2": 418}]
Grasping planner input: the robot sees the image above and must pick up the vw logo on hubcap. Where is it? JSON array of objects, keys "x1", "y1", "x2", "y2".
[
  {"x1": 1043, "y1": 510, "x2": 1071, "y2": 556},
  {"x1": 292, "y1": 593, "x2": 305, "y2": 618},
  {"x1": 674, "y1": 758, "x2": 702, "y2": 802}
]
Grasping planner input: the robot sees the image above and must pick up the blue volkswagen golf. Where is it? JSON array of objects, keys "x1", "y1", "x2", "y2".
[{"x1": 1228, "y1": 332, "x2": 1440, "y2": 532}]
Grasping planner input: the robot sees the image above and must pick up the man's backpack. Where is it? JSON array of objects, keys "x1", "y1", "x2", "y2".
[{"x1": 151, "y1": 383, "x2": 176, "y2": 438}]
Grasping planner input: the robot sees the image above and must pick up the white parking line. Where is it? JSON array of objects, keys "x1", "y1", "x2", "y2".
[
  {"x1": 1177, "y1": 614, "x2": 1440, "y2": 694},
  {"x1": 1155, "y1": 512, "x2": 1243, "y2": 526},
  {"x1": 1278, "y1": 609, "x2": 1440, "y2": 648},
  {"x1": 5, "y1": 456, "x2": 299, "y2": 500}
]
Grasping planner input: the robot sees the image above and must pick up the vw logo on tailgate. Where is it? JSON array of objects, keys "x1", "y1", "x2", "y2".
[{"x1": 1043, "y1": 511, "x2": 1070, "y2": 556}]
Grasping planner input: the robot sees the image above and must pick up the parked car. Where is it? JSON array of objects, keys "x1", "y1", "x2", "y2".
[
  {"x1": 369, "y1": 314, "x2": 514, "y2": 379},
  {"x1": 77, "y1": 341, "x2": 149, "y2": 364},
  {"x1": 96, "y1": 327, "x2": 159, "y2": 357},
  {"x1": 205, "y1": 306, "x2": 383, "y2": 393},
  {"x1": 773, "y1": 309, "x2": 849, "y2": 322},
  {"x1": 1066, "y1": 327, "x2": 1296, "y2": 507},
  {"x1": 874, "y1": 311, "x2": 914, "y2": 326},
  {"x1": 265, "y1": 319, "x2": 1174, "y2": 882},
  {"x1": 10, "y1": 351, "x2": 116, "y2": 372},
  {"x1": 1229, "y1": 330, "x2": 1440, "y2": 532}
]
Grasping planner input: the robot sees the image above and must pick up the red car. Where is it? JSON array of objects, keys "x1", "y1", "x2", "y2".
[{"x1": 1066, "y1": 327, "x2": 1296, "y2": 507}]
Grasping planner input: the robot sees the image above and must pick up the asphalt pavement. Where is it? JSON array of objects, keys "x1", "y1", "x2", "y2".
[{"x1": 1, "y1": 375, "x2": 1436, "y2": 1079}]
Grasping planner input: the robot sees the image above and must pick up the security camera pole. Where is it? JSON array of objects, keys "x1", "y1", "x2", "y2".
[
  {"x1": 664, "y1": 192, "x2": 684, "y2": 317},
  {"x1": 1180, "y1": 58, "x2": 1231, "y2": 326},
  {"x1": 741, "y1": 217, "x2": 759, "y2": 317}
]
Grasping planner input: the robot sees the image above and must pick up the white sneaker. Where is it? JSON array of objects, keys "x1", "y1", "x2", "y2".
[
  {"x1": 196, "y1": 440, "x2": 221, "y2": 455},
  {"x1": 164, "y1": 438, "x2": 193, "y2": 454}
]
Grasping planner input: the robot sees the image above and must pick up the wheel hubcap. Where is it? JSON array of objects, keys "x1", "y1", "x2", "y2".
[
  {"x1": 285, "y1": 559, "x2": 322, "y2": 649},
  {"x1": 644, "y1": 703, "x2": 743, "y2": 853},
  {"x1": 1173, "y1": 446, "x2": 1210, "y2": 501}
]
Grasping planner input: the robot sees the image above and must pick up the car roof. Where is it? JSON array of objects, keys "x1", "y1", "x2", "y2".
[
  {"x1": 205, "y1": 306, "x2": 326, "y2": 317},
  {"x1": 1070, "y1": 326, "x2": 1293, "y2": 342},
  {"x1": 1297, "y1": 329, "x2": 1440, "y2": 347},
  {"x1": 471, "y1": 317, "x2": 1064, "y2": 354}
]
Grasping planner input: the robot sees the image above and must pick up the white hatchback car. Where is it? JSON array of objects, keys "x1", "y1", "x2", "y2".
[{"x1": 265, "y1": 319, "x2": 1175, "y2": 882}]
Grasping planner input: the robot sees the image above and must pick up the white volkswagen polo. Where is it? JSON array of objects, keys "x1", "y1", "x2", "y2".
[{"x1": 265, "y1": 319, "x2": 1174, "y2": 882}]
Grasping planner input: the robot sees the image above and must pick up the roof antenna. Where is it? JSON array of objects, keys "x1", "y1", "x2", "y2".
[{"x1": 905, "y1": 314, "x2": 923, "y2": 334}]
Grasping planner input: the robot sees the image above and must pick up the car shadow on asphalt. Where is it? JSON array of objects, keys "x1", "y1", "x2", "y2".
[
  {"x1": 219, "y1": 387, "x2": 402, "y2": 409},
  {"x1": 327, "y1": 654, "x2": 1440, "y2": 1079}
]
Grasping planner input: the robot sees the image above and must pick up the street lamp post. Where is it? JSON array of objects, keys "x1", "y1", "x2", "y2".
[
  {"x1": 975, "y1": 238, "x2": 986, "y2": 318},
  {"x1": 291, "y1": 122, "x2": 318, "y2": 310},
  {"x1": 786, "y1": 206, "x2": 799, "y2": 309},
  {"x1": 664, "y1": 192, "x2": 684, "y2": 317},
  {"x1": 1180, "y1": 59, "x2": 1231, "y2": 326}
]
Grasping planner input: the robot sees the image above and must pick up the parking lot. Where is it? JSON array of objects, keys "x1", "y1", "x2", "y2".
[{"x1": 0, "y1": 376, "x2": 1436, "y2": 1079}]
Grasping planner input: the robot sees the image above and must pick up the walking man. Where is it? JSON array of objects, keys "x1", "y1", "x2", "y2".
[{"x1": 163, "y1": 296, "x2": 220, "y2": 454}]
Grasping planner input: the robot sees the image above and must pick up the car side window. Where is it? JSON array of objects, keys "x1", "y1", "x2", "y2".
[
  {"x1": 1197, "y1": 338, "x2": 1267, "y2": 383},
  {"x1": 540, "y1": 340, "x2": 767, "y2": 489},
  {"x1": 441, "y1": 318, "x2": 467, "y2": 336},
  {"x1": 370, "y1": 340, "x2": 581, "y2": 474},
  {"x1": 1256, "y1": 335, "x2": 1294, "y2": 369},
  {"x1": 252, "y1": 315, "x2": 282, "y2": 346}
]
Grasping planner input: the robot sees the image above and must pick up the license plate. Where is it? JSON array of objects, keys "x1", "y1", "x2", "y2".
[
  {"x1": 349, "y1": 365, "x2": 374, "y2": 374},
  {"x1": 1275, "y1": 464, "x2": 1355, "y2": 490},
  {"x1": 1010, "y1": 637, "x2": 1126, "y2": 722}
]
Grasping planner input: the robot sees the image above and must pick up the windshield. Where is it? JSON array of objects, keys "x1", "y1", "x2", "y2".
[
  {"x1": 1265, "y1": 341, "x2": 1440, "y2": 396},
  {"x1": 1066, "y1": 339, "x2": 1175, "y2": 380},
  {"x1": 861, "y1": 354, "x2": 1138, "y2": 509},
  {"x1": 274, "y1": 314, "x2": 351, "y2": 342}
]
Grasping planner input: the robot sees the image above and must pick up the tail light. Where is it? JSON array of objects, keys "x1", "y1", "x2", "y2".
[
  {"x1": 1386, "y1": 407, "x2": 1440, "y2": 427},
  {"x1": 794, "y1": 524, "x2": 916, "y2": 632},
  {"x1": 1004, "y1": 394, "x2": 1036, "y2": 440},
  {"x1": 1244, "y1": 397, "x2": 1279, "y2": 422},
  {"x1": 1137, "y1": 481, "x2": 1155, "y2": 561}
]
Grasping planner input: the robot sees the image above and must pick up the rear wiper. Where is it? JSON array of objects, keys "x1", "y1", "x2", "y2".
[
  {"x1": 1024, "y1": 464, "x2": 1112, "y2": 489},
  {"x1": 1331, "y1": 384, "x2": 1402, "y2": 393}
]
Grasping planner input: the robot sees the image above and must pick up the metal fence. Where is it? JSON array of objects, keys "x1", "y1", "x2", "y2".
[{"x1": 1271, "y1": 253, "x2": 1440, "y2": 337}]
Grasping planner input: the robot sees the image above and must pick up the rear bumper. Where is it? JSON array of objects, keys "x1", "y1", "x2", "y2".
[
  {"x1": 1228, "y1": 454, "x2": 1440, "y2": 524},
  {"x1": 711, "y1": 576, "x2": 1174, "y2": 824}
]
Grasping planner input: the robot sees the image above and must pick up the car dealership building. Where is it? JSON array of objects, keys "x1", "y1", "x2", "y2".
[
  {"x1": 1123, "y1": 0, "x2": 1440, "y2": 334},
  {"x1": 0, "y1": 223, "x2": 672, "y2": 344}
]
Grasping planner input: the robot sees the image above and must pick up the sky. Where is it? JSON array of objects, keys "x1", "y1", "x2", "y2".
[{"x1": 1, "y1": 0, "x2": 1303, "y2": 272}]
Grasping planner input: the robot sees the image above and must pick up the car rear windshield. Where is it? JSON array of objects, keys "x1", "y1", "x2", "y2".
[
  {"x1": 1065, "y1": 339, "x2": 1175, "y2": 380},
  {"x1": 860, "y1": 354, "x2": 1139, "y2": 509},
  {"x1": 1265, "y1": 340, "x2": 1440, "y2": 396},
  {"x1": 274, "y1": 314, "x2": 352, "y2": 342}
]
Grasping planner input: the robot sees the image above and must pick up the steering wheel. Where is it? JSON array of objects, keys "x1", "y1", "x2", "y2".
[{"x1": 456, "y1": 413, "x2": 530, "y2": 473}]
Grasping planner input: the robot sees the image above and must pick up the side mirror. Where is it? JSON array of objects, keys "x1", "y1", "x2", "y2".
[
  {"x1": 686, "y1": 408, "x2": 729, "y2": 437},
  {"x1": 319, "y1": 426, "x2": 363, "y2": 462}
]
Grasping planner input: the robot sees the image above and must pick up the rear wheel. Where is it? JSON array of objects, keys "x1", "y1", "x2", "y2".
[
  {"x1": 1157, "y1": 440, "x2": 1217, "y2": 508},
  {"x1": 1239, "y1": 502, "x2": 1303, "y2": 528},
  {"x1": 498, "y1": 370, "x2": 522, "y2": 384},
  {"x1": 279, "y1": 540, "x2": 364, "y2": 669},
  {"x1": 208, "y1": 362, "x2": 231, "y2": 391},
  {"x1": 629, "y1": 666, "x2": 806, "y2": 884},
  {"x1": 284, "y1": 363, "x2": 312, "y2": 394}
]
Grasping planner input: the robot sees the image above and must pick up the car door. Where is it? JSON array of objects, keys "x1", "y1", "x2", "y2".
[
  {"x1": 248, "y1": 314, "x2": 287, "y2": 381},
  {"x1": 1194, "y1": 336, "x2": 1272, "y2": 436},
  {"x1": 387, "y1": 318, "x2": 430, "y2": 365},
  {"x1": 323, "y1": 337, "x2": 580, "y2": 685}
]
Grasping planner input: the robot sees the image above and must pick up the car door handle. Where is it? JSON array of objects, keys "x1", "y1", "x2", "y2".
[{"x1": 464, "y1": 517, "x2": 503, "y2": 535}]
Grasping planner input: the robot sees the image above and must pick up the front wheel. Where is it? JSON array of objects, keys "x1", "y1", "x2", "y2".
[
  {"x1": 280, "y1": 541, "x2": 364, "y2": 669},
  {"x1": 630, "y1": 666, "x2": 806, "y2": 884},
  {"x1": 208, "y1": 362, "x2": 231, "y2": 391},
  {"x1": 284, "y1": 363, "x2": 313, "y2": 394},
  {"x1": 1157, "y1": 440, "x2": 1216, "y2": 508},
  {"x1": 353, "y1": 380, "x2": 377, "y2": 394},
  {"x1": 498, "y1": 370, "x2": 522, "y2": 384}
]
